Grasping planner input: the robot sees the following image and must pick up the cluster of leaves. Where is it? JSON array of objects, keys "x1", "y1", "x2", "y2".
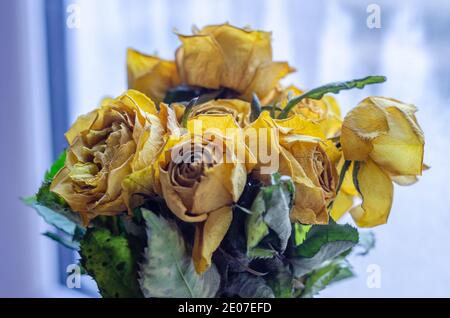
[{"x1": 212, "y1": 175, "x2": 363, "y2": 298}]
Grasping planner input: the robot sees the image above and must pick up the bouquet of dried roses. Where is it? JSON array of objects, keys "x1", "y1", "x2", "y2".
[{"x1": 24, "y1": 23, "x2": 425, "y2": 298}]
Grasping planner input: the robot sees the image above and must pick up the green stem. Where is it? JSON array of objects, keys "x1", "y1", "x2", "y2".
[{"x1": 278, "y1": 75, "x2": 386, "y2": 119}]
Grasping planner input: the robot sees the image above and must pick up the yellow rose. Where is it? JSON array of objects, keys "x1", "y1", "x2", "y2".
[
  {"x1": 51, "y1": 90, "x2": 165, "y2": 224},
  {"x1": 247, "y1": 112, "x2": 338, "y2": 224},
  {"x1": 127, "y1": 48, "x2": 180, "y2": 104},
  {"x1": 171, "y1": 99, "x2": 251, "y2": 128},
  {"x1": 156, "y1": 114, "x2": 253, "y2": 273},
  {"x1": 340, "y1": 96, "x2": 425, "y2": 227},
  {"x1": 175, "y1": 23, "x2": 294, "y2": 101},
  {"x1": 264, "y1": 85, "x2": 343, "y2": 139}
]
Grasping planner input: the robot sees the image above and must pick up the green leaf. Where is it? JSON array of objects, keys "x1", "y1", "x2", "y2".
[
  {"x1": 263, "y1": 180, "x2": 293, "y2": 251},
  {"x1": 23, "y1": 195, "x2": 84, "y2": 237},
  {"x1": 294, "y1": 223, "x2": 312, "y2": 246},
  {"x1": 43, "y1": 231, "x2": 79, "y2": 250},
  {"x1": 291, "y1": 223, "x2": 358, "y2": 277},
  {"x1": 224, "y1": 273, "x2": 274, "y2": 298},
  {"x1": 246, "y1": 193, "x2": 269, "y2": 251},
  {"x1": 80, "y1": 227, "x2": 142, "y2": 298},
  {"x1": 267, "y1": 264, "x2": 294, "y2": 298},
  {"x1": 139, "y1": 209, "x2": 220, "y2": 298},
  {"x1": 36, "y1": 182, "x2": 67, "y2": 210},
  {"x1": 300, "y1": 258, "x2": 355, "y2": 298},
  {"x1": 44, "y1": 150, "x2": 66, "y2": 182},
  {"x1": 246, "y1": 175, "x2": 293, "y2": 254},
  {"x1": 278, "y1": 75, "x2": 386, "y2": 119}
]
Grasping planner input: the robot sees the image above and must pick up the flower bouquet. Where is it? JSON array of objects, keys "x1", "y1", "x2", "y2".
[{"x1": 24, "y1": 23, "x2": 425, "y2": 298}]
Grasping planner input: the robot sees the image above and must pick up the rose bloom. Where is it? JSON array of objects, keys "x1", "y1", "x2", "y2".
[
  {"x1": 176, "y1": 23, "x2": 294, "y2": 101},
  {"x1": 154, "y1": 114, "x2": 254, "y2": 273},
  {"x1": 128, "y1": 23, "x2": 294, "y2": 104},
  {"x1": 338, "y1": 96, "x2": 425, "y2": 227},
  {"x1": 246, "y1": 112, "x2": 339, "y2": 225},
  {"x1": 51, "y1": 90, "x2": 165, "y2": 224},
  {"x1": 170, "y1": 99, "x2": 251, "y2": 128},
  {"x1": 263, "y1": 85, "x2": 343, "y2": 139}
]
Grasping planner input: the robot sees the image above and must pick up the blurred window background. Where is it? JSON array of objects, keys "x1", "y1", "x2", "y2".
[{"x1": 1, "y1": 0, "x2": 449, "y2": 297}]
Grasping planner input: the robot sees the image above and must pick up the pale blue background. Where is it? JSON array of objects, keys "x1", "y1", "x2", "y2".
[{"x1": 1, "y1": 0, "x2": 449, "y2": 297}]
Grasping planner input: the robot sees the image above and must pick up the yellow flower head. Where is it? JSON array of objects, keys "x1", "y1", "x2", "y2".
[
  {"x1": 340, "y1": 96, "x2": 425, "y2": 227},
  {"x1": 51, "y1": 90, "x2": 165, "y2": 224},
  {"x1": 246, "y1": 112, "x2": 339, "y2": 225},
  {"x1": 156, "y1": 114, "x2": 253, "y2": 273},
  {"x1": 265, "y1": 85, "x2": 343, "y2": 139},
  {"x1": 175, "y1": 23, "x2": 295, "y2": 101},
  {"x1": 171, "y1": 98, "x2": 251, "y2": 128}
]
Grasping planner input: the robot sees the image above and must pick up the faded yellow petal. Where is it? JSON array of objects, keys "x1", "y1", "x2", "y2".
[
  {"x1": 127, "y1": 48, "x2": 180, "y2": 103},
  {"x1": 343, "y1": 98, "x2": 390, "y2": 139},
  {"x1": 341, "y1": 98, "x2": 389, "y2": 161},
  {"x1": 330, "y1": 191, "x2": 354, "y2": 221},
  {"x1": 159, "y1": 167, "x2": 208, "y2": 223},
  {"x1": 341, "y1": 126, "x2": 373, "y2": 161},
  {"x1": 370, "y1": 101, "x2": 424, "y2": 176},
  {"x1": 159, "y1": 103, "x2": 182, "y2": 137},
  {"x1": 242, "y1": 62, "x2": 295, "y2": 101},
  {"x1": 350, "y1": 159, "x2": 393, "y2": 227},
  {"x1": 187, "y1": 114, "x2": 240, "y2": 136},
  {"x1": 65, "y1": 111, "x2": 98, "y2": 145},
  {"x1": 244, "y1": 111, "x2": 281, "y2": 173},
  {"x1": 340, "y1": 160, "x2": 358, "y2": 196},
  {"x1": 187, "y1": 114, "x2": 256, "y2": 173},
  {"x1": 200, "y1": 24, "x2": 272, "y2": 92},
  {"x1": 172, "y1": 103, "x2": 185, "y2": 122},
  {"x1": 190, "y1": 99, "x2": 251, "y2": 128},
  {"x1": 318, "y1": 95, "x2": 343, "y2": 138},
  {"x1": 192, "y1": 206, "x2": 233, "y2": 274},
  {"x1": 119, "y1": 89, "x2": 158, "y2": 116},
  {"x1": 132, "y1": 113, "x2": 165, "y2": 171},
  {"x1": 176, "y1": 34, "x2": 224, "y2": 89},
  {"x1": 191, "y1": 165, "x2": 234, "y2": 214},
  {"x1": 275, "y1": 114, "x2": 325, "y2": 139},
  {"x1": 390, "y1": 174, "x2": 419, "y2": 186},
  {"x1": 279, "y1": 147, "x2": 328, "y2": 224},
  {"x1": 101, "y1": 141, "x2": 135, "y2": 204}
]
